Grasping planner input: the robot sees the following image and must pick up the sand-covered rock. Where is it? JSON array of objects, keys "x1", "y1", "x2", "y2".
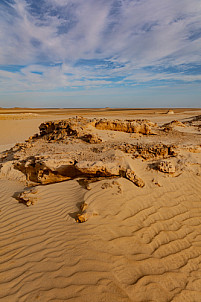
[
  {"x1": 75, "y1": 161, "x2": 120, "y2": 177},
  {"x1": 162, "y1": 120, "x2": 186, "y2": 128},
  {"x1": 125, "y1": 169, "x2": 145, "y2": 187},
  {"x1": 14, "y1": 157, "x2": 75, "y2": 184},
  {"x1": 0, "y1": 161, "x2": 26, "y2": 182},
  {"x1": 183, "y1": 114, "x2": 201, "y2": 131},
  {"x1": 120, "y1": 143, "x2": 177, "y2": 160},
  {"x1": 158, "y1": 160, "x2": 176, "y2": 173},
  {"x1": 17, "y1": 187, "x2": 38, "y2": 206},
  {"x1": 80, "y1": 133, "x2": 102, "y2": 143},
  {"x1": 95, "y1": 119, "x2": 154, "y2": 134},
  {"x1": 166, "y1": 109, "x2": 174, "y2": 114}
]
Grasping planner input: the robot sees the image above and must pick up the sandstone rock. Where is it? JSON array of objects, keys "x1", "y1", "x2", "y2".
[
  {"x1": 158, "y1": 161, "x2": 175, "y2": 173},
  {"x1": 39, "y1": 120, "x2": 79, "y2": 141},
  {"x1": 75, "y1": 161, "x2": 120, "y2": 177},
  {"x1": 15, "y1": 158, "x2": 121, "y2": 185},
  {"x1": 162, "y1": 120, "x2": 186, "y2": 128},
  {"x1": 14, "y1": 158, "x2": 75, "y2": 184},
  {"x1": 17, "y1": 187, "x2": 38, "y2": 206},
  {"x1": 76, "y1": 213, "x2": 88, "y2": 223},
  {"x1": 35, "y1": 118, "x2": 104, "y2": 144},
  {"x1": 0, "y1": 161, "x2": 26, "y2": 182},
  {"x1": 120, "y1": 143, "x2": 177, "y2": 160},
  {"x1": 125, "y1": 169, "x2": 145, "y2": 187},
  {"x1": 81, "y1": 133, "x2": 102, "y2": 144},
  {"x1": 183, "y1": 115, "x2": 201, "y2": 130},
  {"x1": 166, "y1": 110, "x2": 174, "y2": 114},
  {"x1": 95, "y1": 119, "x2": 153, "y2": 135},
  {"x1": 25, "y1": 117, "x2": 158, "y2": 146}
]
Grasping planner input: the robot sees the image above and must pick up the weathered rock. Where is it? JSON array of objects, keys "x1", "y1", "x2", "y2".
[
  {"x1": 95, "y1": 119, "x2": 154, "y2": 135},
  {"x1": 14, "y1": 158, "x2": 78, "y2": 184},
  {"x1": 81, "y1": 133, "x2": 102, "y2": 144},
  {"x1": 120, "y1": 143, "x2": 177, "y2": 160},
  {"x1": 75, "y1": 161, "x2": 120, "y2": 177},
  {"x1": 162, "y1": 120, "x2": 186, "y2": 129},
  {"x1": 12, "y1": 155, "x2": 146, "y2": 189},
  {"x1": 183, "y1": 115, "x2": 201, "y2": 131},
  {"x1": 166, "y1": 110, "x2": 174, "y2": 115},
  {"x1": 76, "y1": 213, "x2": 89, "y2": 223},
  {"x1": 14, "y1": 157, "x2": 121, "y2": 184},
  {"x1": 125, "y1": 169, "x2": 145, "y2": 187},
  {"x1": 158, "y1": 161, "x2": 175, "y2": 173},
  {"x1": 0, "y1": 161, "x2": 26, "y2": 182},
  {"x1": 34, "y1": 118, "x2": 104, "y2": 144},
  {"x1": 17, "y1": 188, "x2": 38, "y2": 206}
]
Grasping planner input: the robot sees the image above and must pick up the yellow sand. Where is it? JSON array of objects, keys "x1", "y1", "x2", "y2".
[{"x1": 0, "y1": 108, "x2": 201, "y2": 302}]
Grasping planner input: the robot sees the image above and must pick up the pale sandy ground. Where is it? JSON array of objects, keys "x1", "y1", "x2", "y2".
[{"x1": 0, "y1": 108, "x2": 201, "y2": 302}]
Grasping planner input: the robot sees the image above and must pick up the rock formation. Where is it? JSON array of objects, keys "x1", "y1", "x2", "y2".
[
  {"x1": 95, "y1": 119, "x2": 155, "y2": 134},
  {"x1": 158, "y1": 161, "x2": 176, "y2": 173},
  {"x1": 119, "y1": 143, "x2": 177, "y2": 160},
  {"x1": 125, "y1": 169, "x2": 145, "y2": 187},
  {"x1": 12, "y1": 157, "x2": 145, "y2": 188},
  {"x1": 17, "y1": 187, "x2": 38, "y2": 206},
  {"x1": 162, "y1": 120, "x2": 186, "y2": 128},
  {"x1": 1, "y1": 115, "x2": 200, "y2": 207},
  {"x1": 166, "y1": 109, "x2": 174, "y2": 114}
]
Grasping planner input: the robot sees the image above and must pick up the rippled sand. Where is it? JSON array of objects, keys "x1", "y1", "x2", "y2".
[{"x1": 0, "y1": 108, "x2": 201, "y2": 302}]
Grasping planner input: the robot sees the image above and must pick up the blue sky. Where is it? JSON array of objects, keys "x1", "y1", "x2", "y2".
[{"x1": 0, "y1": 0, "x2": 201, "y2": 108}]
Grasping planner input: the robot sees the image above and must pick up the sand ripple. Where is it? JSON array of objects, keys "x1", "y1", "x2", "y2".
[{"x1": 0, "y1": 172, "x2": 201, "y2": 301}]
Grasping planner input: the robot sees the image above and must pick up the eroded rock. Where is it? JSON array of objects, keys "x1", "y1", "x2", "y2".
[
  {"x1": 75, "y1": 161, "x2": 120, "y2": 178},
  {"x1": 17, "y1": 187, "x2": 38, "y2": 206},
  {"x1": 158, "y1": 161, "x2": 176, "y2": 174},
  {"x1": 166, "y1": 110, "x2": 174, "y2": 115},
  {"x1": 81, "y1": 133, "x2": 102, "y2": 144},
  {"x1": 162, "y1": 120, "x2": 186, "y2": 131},
  {"x1": 125, "y1": 169, "x2": 145, "y2": 187},
  {"x1": 120, "y1": 143, "x2": 177, "y2": 160},
  {"x1": 95, "y1": 119, "x2": 154, "y2": 135}
]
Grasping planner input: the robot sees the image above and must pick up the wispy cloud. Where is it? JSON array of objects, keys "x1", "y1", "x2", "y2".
[{"x1": 0, "y1": 0, "x2": 201, "y2": 106}]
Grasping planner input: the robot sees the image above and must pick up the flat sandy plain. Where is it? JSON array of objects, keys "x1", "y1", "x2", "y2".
[{"x1": 0, "y1": 108, "x2": 201, "y2": 302}]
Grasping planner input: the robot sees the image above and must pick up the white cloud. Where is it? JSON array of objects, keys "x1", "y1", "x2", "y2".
[
  {"x1": 0, "y1": 0, "x2": 201, "y2": 96},
  {"x1": 1, "y1": 0, "x2": 201, "y2": 65}
]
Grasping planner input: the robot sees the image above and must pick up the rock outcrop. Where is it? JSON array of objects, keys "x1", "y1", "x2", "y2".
[
  {"x1": 17, "y1": 187, "x2": 38, "y2": 207},
  {"x1": 13, "y1": 157, "x2": 145, "y2": 188},
  {"x1": 158, "y1": 161, "x2": 176, "y2": 173},
  {"x1": 119, "y1": 143, "x2": 176, "y2": 160},
  {"x1": 95, "y1": 119, "x2": 155, "y2": 134},
  {"x1": 124, "y1": 169, "x2": 145, "y2": 187},
  {"x1": 80, "y1": 133, "x2": 102, "y2": 144},
  {"x1": 38, "y1": 117, "x2": 100, "y2": 143},
  {"x1": 183, "y1": 115, "x2": 201, "y2": 131},
  {"x1": 30, "y1": 117, "x2": 157, "y2": 144},
  {"x1": 166, "y1": 109, "x2": 174, "y2": 115},
  {"x1": 161, "y1": 120, "x2": 186, "y2": 132}
]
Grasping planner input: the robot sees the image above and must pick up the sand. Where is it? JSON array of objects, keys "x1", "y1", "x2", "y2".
[{"x1": 0, "y1": 108, "x2": 201, "y2": 302}]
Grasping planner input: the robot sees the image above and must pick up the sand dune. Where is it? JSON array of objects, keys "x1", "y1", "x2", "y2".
[{"x1": 0, "y1": 109, "x2": 201, "y2": 301}]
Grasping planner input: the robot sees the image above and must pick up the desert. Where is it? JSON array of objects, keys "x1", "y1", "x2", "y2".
[
  {"x1": 0, "y1": 108, "x2": 201, "y2": 302},
  {"x1": 1, "y1": 0, "x2": 201, "y2": 300}
]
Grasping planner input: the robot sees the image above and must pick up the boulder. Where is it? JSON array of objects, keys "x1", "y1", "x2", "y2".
[{"x1": 125, "y1": 169, "x2": 145, "y2": 187}]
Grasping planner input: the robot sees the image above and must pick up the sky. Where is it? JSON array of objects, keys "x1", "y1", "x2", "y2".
[{"x1": 0, "y1": 0, "x2": 201, "y2": 108}]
